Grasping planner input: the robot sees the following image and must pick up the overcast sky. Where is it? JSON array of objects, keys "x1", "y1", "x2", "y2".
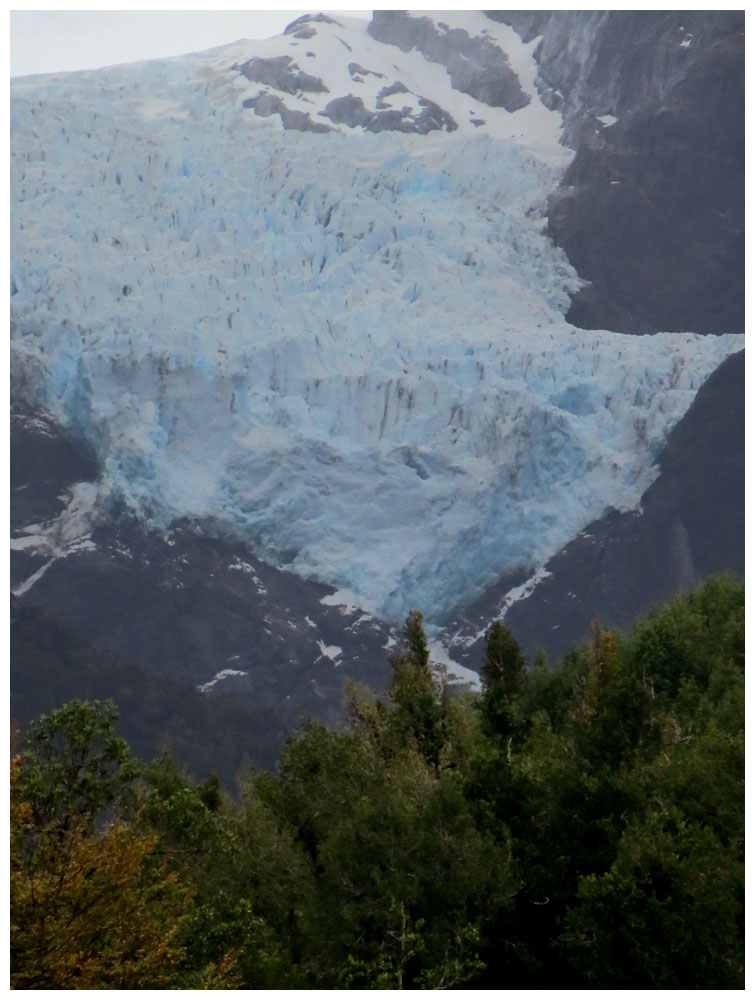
[{"x1": 10, "y1": 9, "x2": 372, "y2": 78}]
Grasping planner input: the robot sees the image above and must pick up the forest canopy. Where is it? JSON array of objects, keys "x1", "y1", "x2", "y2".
[{"x1": 10, "y1": 573, "x2": 744, "y2": 989}]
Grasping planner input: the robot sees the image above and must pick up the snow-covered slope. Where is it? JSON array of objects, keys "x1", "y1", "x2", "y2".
[{"x1": 10, "y1": 12, "x2": 743, "y2": 626}]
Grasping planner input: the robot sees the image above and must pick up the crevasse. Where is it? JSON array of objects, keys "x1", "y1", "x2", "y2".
[{"x1": 10, "y1": 38, "x2": 743, "y2": 624}]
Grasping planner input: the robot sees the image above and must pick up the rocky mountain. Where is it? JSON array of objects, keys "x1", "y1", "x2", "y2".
[
  {"x1": 10, "y1": 385, "x2": 400, "y2": 725},
  {"x1": 443, "y1": 348, "x2": 744, "y2": 666},
  {"x1": 491, "y1": 10, "x2": 744, "y2": 336},
  {"x1": 10, "y1": 11, "x2": 743, "y2": 773}
]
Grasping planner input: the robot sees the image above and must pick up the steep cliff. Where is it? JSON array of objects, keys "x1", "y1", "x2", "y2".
[{"x1": 490, "y1": 10, "x2": 744, "y2": 334}]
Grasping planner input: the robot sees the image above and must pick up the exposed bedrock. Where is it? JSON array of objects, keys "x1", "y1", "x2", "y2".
[
  {"x1": 368, "y1": 10, "x2": 529, "y2": 112},
  {"x1": 238, "y1": 55, "x2": 329, "y2": 95},
  {"x1": 490, "y1": 10, "x2": 744, "y2": 336},
  {"x1": 318, "y1": 93, "x2": 457, "y2": 134},
  {"x1": 446, "y1": 349, "x2": 744, "y2": 665}
]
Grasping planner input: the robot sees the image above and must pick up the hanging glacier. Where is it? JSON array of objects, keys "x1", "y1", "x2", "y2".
[{"x1": 10, "y1": 15, "x2": 743, "y2": 624}]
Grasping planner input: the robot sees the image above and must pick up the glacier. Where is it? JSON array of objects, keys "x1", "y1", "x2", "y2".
[{"x1": 10, "y1": 13, "x2": 743, "y2": 625}]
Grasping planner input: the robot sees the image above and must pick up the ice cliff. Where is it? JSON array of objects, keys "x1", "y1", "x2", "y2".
[{"x1": 10, "y1": 12, "x2": 743, "y2": 624}]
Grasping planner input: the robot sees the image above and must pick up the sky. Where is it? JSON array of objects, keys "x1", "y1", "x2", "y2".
[
  {"x1": 7, "y1": 6, "x2": 651, "y2": 79},
  {"x1": 9, "y1": 8, "x2": 372, "y2": 78}
]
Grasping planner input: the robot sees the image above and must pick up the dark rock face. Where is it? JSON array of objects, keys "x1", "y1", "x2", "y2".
[
  {"x1": 11, "y1": 403, "x2": 99, "y2": 530},
  {"x1": 412, "y1": 98, "x2": 457, "y2": 135},
  {"x1": 10, "y1": 402, "x2": 395, "y2": 769},
  {"x1": 11, "y1": 597, "x2": 288, "y2": 782},
  {"x1": 490, "y1": 10, "x2": 744, "y2": 336},
  {"x1": 320, "y1": 94, "x2": 372, "y2": 128},
  {"x1": 378, "y1": 81, "x2": 410, "y2": 99},
  {"x1": 284, "y1": 13, "x2": 339, "y2": 37},
  {"x1": 242, "y1": 92, "x2": 334, "y2": 133},
  {"x1": 318, "y1": 93, "x2": 457, "y2": 135},
  {"x1": 242, "y1": 92, "x2": 285, "y2": 116},
  {"x1": 15, "y1": 516, "x2": 392, "y2": 716},
  {"x1": 368, "y1": 11, "x2": 530, "y2": 112},
  {"x1": 288, "y1": 25, "x2": 316, "y2": 40},
  {"x1": 446, "y1": 350, "x2": 744, "y2": 665},
  {"x1": 277, "y1": 107, "x2": 333, "y2": 135},
  {"x1": 348, "y1": 62, "x2": 385, "y2": 81},
  {"x1": 239, "y1": 56, "x2": 329, "y2": 96},
  {"x1": 484, "y1": 11, "x2": 550, "y2": 45}
]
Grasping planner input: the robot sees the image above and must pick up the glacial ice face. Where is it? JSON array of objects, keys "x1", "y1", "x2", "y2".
[{"x1": 10, "y1": 23, "x2": 743, "y2": 624}]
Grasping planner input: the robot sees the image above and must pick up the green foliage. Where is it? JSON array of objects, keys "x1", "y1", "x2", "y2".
[
  {"x1": 386, "y1": 610, "x2": 445, "y2": 768},
  {"x1": 15, "y1": 699, "x2": 139, "y2": 832},
  {"x1": 10, "y1": 703, "x2": 237, "y2": 989},
  {"x1": 405, "y1": 608, "x2": 430, "y2": 668},
  {"x1": 10, "y1": 574, "x2": 744, "y2": 989},
  {"x1": 562, "y1": 810, "x2": 744, "y2": 988},
  {"x1": 274, "y1": 726, "x2": 512, "y2": 987},
  {"x1": 469, "y1": 575, "x2": 744, "y2": 987},
  {"x1": 483, "y1": 621, "x2": 525, "y2": 698},
  {"x1": 479, "y1": 621, "x2": 527, "y2": 738},
  {"x1": 138, "y1": 751, "x2": 286, "y2": 987},
  {"x1": 625, "y1": 572, "x2": 744, "y2": 705}
]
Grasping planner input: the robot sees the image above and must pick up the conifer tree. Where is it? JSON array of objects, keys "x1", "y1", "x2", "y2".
[
  {"x1": 479, "y1": 621, "x2": 525, "y2": 736},
  {"x1": 388, "y1": 610, "x2": 444, "y2": 768},
  {"x1": 405, "y1": 608, "x2": 430, "y2": 669},
  {"x1": 482, "y1": 621, "x2": 525, "y2": 697}
]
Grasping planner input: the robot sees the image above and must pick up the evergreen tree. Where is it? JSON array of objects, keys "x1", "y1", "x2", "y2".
[
  {"x1": 405, "y1": 608, "x2": 430, "y2": 669},
  {"x1": 479, "y1": 621, "x2": 525, "y2": 736},
  {"x1": 8, "y1": 575, "x2": 744, "y2": 990},
  {"x1": 482, "y1": 621, "x2": 525, "y2": 698},
  {"x1": 387, "y1": 610, "x2": 444, "y2": 768}
]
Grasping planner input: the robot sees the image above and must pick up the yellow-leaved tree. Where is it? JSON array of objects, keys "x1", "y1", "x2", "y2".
[{"x1": 10, "y1": 700, "x2": 239, "y2": 989}]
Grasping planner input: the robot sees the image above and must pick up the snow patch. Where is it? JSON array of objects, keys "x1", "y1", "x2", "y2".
[
  {"x1": 228, "y1": 558, "x2": 267, "y2": 592},
  {"x1": 10, "y1": 533, "x2": 49, "y2": 551},
  {"x1": 316, "y1": 639, "x2": 343, "y2": 663},
  {"x1": 428, "y1": 639, "x2": 481, "y2": 691},
  {"x1": 320, "y1": 589, "x2": 370, "y2": 614},
  {"x1": 495, "y1": 568, "x2": 553, "y2": 620},
  {"x1": 228, "y1": 559, "x2": 255, "y2": 573},
  {"x1": 452, "y1": 567, "x2": 553, "y2": 649},
  {"x1": 346, "y1": 613, "x2": 375, "y2": 630},
  {"x1": 197, "y1": 668, "x2": 248, "y2": 693},
  {"x1": 13, "y1": 557, "x2": 58, "y2": 597},
  {"x1": 10, "y1": 481, "x2": 100, "y2": 596}
]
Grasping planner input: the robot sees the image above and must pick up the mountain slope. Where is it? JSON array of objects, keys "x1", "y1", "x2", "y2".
[
  {"x1": 490, "y1": 10, "x2": 744, "y2": 335},
  {"x1": 10, "y1": 11, "x2": 741, "y2": 627},
  {"x1": 10, "y1": 12, "x2": 744, "y2": 766},
  {"x1": 10, "y1": 392, "x2": 400, "y2": 725},
  {"x1": 444, "y1": 349, "x2": 744, "y2": 664},
  {"x1": 10, "y1": 596, "x2": 289, "y2": 781}
]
